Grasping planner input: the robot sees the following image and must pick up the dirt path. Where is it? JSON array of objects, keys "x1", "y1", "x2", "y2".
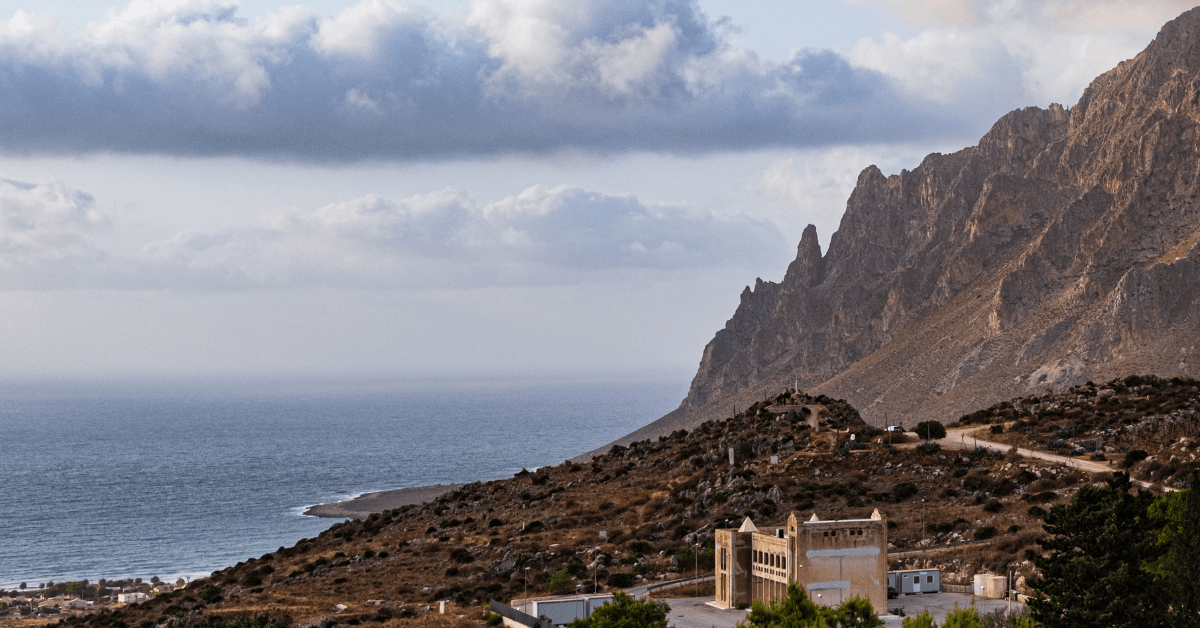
[{"x1": 933, "y1": 427, "x2": 1167, "y2": 491}]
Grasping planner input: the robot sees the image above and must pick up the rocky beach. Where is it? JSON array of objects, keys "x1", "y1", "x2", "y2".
[{"x1": 303, "y1": 484, "x2": 466, "y2": 519}]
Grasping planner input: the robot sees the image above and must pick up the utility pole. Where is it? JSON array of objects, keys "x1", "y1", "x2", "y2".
[{"x1": 1008, "y1": 564, "x2": 1013, "y2": 616}]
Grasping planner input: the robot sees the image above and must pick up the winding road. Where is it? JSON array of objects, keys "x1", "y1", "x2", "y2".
[{"x1": 931, "y1": 426, "x2": 1168, "y2": 491}]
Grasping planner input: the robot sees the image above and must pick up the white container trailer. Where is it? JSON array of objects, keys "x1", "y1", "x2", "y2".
[{"x1": 889, "y1": 569, "x2": 939, "y2": 594}]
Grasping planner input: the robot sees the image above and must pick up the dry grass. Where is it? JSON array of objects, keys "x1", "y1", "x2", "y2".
[{"x1": 646, "y1": 580, "x2": 715, "y2": 599}]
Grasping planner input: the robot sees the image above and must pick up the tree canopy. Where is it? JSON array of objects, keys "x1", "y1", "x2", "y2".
[
  {"x1": 915, "y1": 421, "x2": 946, "y2": 440},
  {"x1": 1026, "y1": 473, "x2": 1170, "y2": 628},
  {"x1": 1146, "y1": 471, "x2": 1200, "y2": 627},
  {"x1": 566, "y1": 591, "x2": 669, "y2": 628},
  {"x1": 738, "y1": 582, "x2": 881, "y2": 628}
]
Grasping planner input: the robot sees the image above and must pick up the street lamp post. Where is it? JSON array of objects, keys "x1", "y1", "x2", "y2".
[
  {"x1": 524, "y1": 567, "x2": 530, "y2": 607},
  {"x1": 694, "y1": 544, "x2": 700, "y2": 597}
]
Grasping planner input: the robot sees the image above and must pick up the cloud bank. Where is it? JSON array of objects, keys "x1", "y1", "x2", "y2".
[
  {"x1": 0, "y1": 0, "x2": 982, "y2": 161},
  {"x1": 0, "y1": 176, "x2": 787, "y2": 289},
  {"x1": 850, "y1": 0, "x2": 1199, "y2": 107}
]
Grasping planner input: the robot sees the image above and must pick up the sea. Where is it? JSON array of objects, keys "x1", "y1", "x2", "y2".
[{"x1": 0, "y1": 376, "x2": 686, "y2": 590}]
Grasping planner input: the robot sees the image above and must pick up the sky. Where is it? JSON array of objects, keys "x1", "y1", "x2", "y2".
[{"x1": 0, "y1": 0, "x2": 1196, "y2": 383}]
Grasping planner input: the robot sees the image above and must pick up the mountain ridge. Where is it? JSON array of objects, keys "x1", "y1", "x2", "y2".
[{"x1": 584, "y1": 6, "x2": 1200, "y2": 458}]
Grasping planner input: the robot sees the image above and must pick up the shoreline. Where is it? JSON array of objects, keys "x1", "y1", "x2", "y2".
[{"x1": 303, "y1": 483, "x2": 465, "y2": 519}]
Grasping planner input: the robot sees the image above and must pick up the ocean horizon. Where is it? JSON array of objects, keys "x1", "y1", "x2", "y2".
[{"x1": 0, "y1": 375, "x2": 687, "y2": 590}]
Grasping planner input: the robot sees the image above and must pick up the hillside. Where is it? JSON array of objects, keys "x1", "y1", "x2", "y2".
[
  {"x1": 949, "y1": 374, "x2": 1200, "y2": 487},
  {"x1": 597, "y1": 6, "x2": 1200, "y2": 453},
  {"x1": 20, "y1": 381, "x2": 1198, "y2": 628}
]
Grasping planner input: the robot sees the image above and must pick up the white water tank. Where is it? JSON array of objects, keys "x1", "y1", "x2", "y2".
[{"x1": 972, "y1": 574, "x2": 988, "y2": 596}]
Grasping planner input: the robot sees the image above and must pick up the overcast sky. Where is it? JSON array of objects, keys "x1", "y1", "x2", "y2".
[{"x1": 0, "y1": 0, "x2": 1195, "y2": 383}]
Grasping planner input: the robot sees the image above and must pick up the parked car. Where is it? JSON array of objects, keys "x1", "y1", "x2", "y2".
[{"x1": 885, "y1": 426, "x2": 905, "y2": 433}]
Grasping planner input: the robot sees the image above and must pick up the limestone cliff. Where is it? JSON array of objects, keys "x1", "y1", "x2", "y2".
[{"x1": 592, "y1": 7, "x2": 1200, "y2": 454}]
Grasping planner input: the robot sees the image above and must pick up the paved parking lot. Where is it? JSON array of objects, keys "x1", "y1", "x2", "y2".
[{"x1": 657, "y1": 596, "x2": 748, "y2": 628}]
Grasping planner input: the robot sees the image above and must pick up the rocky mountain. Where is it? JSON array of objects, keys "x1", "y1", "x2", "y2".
[{"x1": 595, "y1": 7, "x2": 1200, "y2": 453}]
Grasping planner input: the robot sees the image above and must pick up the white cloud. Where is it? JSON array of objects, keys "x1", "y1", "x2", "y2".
[
  {"x1": 82, "y1": 0, "x2": 280, "y2": 107},
  {"x1": 311, "y1": 0, "x2": 425, "y2": 59},
  {"x1": 0, "y1": 177, "x2": 108, "y2": 285},
  {"x1": 0, "y1": 0, "x2": 961, "y2": 160},
  {"x1": 130, "y1": 183, "x2": 788, "y2": 289},
  {"x1": 468, "y1": 0, "x2": 707, "y2": 100},
  {"x1": 849, "y1": 0, "x2": 1200, "y2": 107}
]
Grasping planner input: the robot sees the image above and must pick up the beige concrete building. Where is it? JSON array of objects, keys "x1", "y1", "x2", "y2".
[{"x1": 714, "y1": 510, "x2": 888, "y2": 613}]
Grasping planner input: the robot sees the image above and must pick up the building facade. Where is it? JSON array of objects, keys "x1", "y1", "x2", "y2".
[{"x1": 714, "y1": 510, "x2": 888, "y2": 613}]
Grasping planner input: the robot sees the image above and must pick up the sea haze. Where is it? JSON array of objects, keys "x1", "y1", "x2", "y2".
[{"x1": 0, "y1": 376, "x2": 686, "y2": 588}]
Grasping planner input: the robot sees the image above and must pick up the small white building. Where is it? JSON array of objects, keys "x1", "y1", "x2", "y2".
[
  {"x1": 117, "y1": 593, "x2": 148, "y2": 604},
  {"x1": 64, "y1": 599, "x2": 93, "y2": 610}
]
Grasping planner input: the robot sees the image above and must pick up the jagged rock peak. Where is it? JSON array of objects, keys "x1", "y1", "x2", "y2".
[
  {"x1": 785, "y1": 224, "x2": 826, "y2": 288},
  {"x1": 796, "y1": 224, "x2": 821, "y2": 261},
  {"x1": 595, "y1": 6, "x2": 1200, "y2": 452}
]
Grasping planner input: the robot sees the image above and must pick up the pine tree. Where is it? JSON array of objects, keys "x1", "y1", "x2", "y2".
[
  {"x1": 1026, "y1": 473, "x2": 1167, "y2": 628},
  {"x1": 1147, "y1": 472, "x2": 1200, "y2": 628}
]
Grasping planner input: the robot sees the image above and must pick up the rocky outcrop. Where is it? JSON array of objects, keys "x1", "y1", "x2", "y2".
[{"x1": 593, "y1": 7, "x2": 1200, "y2": 453}]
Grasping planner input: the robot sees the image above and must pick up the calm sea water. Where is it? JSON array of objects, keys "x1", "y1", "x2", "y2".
[{"x1": 0, "y1": 376, "x2": 685, "y2": 589}]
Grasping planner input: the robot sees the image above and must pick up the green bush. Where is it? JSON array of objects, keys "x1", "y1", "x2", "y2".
[
  {"x1": 901, "y1": 610, "x2": 936, "y2": 628},
  {"x1": 942, "y1": 606, "x2": 981, "y2": 628},
  {"x1": 606, "y1": 573, "x2": 635, "y2": 588},
  {"x1": 567, "y1": 562, "x2": 587, "y2": 577},
  {"x1": 450, "y1": 548, "x2": 475, "y2": 563},
  {"x1": 983, "y1": 500, "x2": 1003, "y2": 513},
  {"x1": 547, "y1": 569, "x2": 572, "y2": 594},
  {"x1": 198, "y1": 585, "x2": 222, "y2": 604},
  {"x1": 486, "y1": 612, "x2": 503, "y2": 626},
  {"x1": 1123, "y1": 450, "x2": 1149, "y2": 468},
  {"x1": 893, "y1": 482, "x2": 919, "y2": 502},
  {"x1": 739, "y1": 583, "x2": 880, "y2": 628},
  {"x1": 974, "y1": 526, "x2": 998, "y2": 541},
  {"x1": 915, "y1": 421, "x2": 947, "y2": 440},
  {"x1": 567, "y1": 591, "x2": 668, "y2": 628},
  {"x1": 1010, "y1": 615, "x2": 1035, "y2": 628}
]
